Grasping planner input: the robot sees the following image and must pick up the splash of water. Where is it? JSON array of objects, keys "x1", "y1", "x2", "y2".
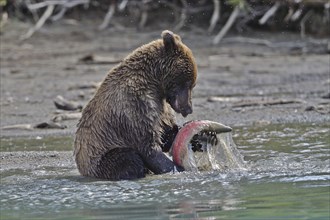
[{"x1": 187, "y1": 132, "x2": 246, "y2": 172}]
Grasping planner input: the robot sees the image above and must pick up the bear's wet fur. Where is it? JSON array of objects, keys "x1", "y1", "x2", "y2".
[{"x1": 74, "y1": 30, "x2": 197, "y2": 180}]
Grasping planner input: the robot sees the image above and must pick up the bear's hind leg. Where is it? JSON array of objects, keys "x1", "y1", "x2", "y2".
[{"x1": 95, "y1": 148, "x2": 146, "y2": 180}]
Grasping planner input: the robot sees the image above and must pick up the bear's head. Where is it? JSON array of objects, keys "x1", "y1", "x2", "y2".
[{"x1": 161, "y1": 30, "x2": 197, "y2": 118}]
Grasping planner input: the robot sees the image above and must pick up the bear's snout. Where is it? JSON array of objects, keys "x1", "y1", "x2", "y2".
[{"x1": 181, "y1": 105, "x2": 192, "y2": 117}]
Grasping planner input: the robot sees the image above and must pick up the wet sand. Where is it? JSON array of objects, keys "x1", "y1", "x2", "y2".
[{"x1": 0, "y1": 21, "x2": 329, "y2": 170}]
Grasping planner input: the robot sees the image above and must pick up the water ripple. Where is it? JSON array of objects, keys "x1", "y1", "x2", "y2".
[{"x1": 1, "y1": 123, "x2": 329, "y2": 219}]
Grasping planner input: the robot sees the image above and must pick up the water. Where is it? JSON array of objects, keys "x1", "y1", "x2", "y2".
[
  {"x1": 186, "y1": 131, "x2": 246, "y2": 171},
  {"x1": 1, "y1": 123, "x2": 329, "y2": 219}
]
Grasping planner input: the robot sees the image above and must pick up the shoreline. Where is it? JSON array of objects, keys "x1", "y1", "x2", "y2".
[{"x1": 1, "y1": 21, "x2": 329, "y2": 139}]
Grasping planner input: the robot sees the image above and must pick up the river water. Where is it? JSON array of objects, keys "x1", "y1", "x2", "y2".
[{"x1": 1, "y1": 123, "x2": 329, "y2": 219}]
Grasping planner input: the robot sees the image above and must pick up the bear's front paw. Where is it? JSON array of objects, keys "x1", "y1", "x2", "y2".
[{"x1": 190, "y1": 131, "x2": 218, "y2": 152}]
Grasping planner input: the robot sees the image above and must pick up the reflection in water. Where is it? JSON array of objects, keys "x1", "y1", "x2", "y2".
[{"x1": 0, "y1": 123, "x2": 329, "y2": 219}]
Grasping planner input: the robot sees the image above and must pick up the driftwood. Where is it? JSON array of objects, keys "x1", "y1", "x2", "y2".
[
  {"x1": 68, "y1": 82, "x2": 100, "y2": 90},
  {"x1": 20, "y1": 4, "x2": 55, "y2": 40},
  {"x1": 212, "y1": 0, "x2": 329, "y2": 43},
  {"x1": 221, "y1": 37, "x2": 329, "y2": 54},
  {"x1": 213, "y1": 6, "x2": 240, "y2": 44},
  {"x1": 54, "y1": 95, "x2": 82, "y2": 111},
  {"x1": 1, "y1": 122, "x2": 67, "y2": 130},
  {"x1": 174, "y1": 0, "x2": 188, "y2": 31},
  {"x1": 34, "y1": 121, "x2": 67, "y2": 129},
  {"x1": 20, "y1": 0, "x2": 89, "y2": 40},
  {"x1": 208, "y1": 96, "x2": 304, "y2": 108},
  {"x1": 1, "y1": 124, "x2": 34, "y2": 130},
  {"x1": 270, "y1": 0, "x2": 330, "y2": 6},
  {"x1": 52, "y1": 112, "x2": 82, "y2": 122},
  {"x1": 207, "y1": 96, "x2": 241, "y2": 103},
  {"x1": 78, "y1": 54, "x2": 122, "y2": 64},
  {"x1": 300, "y1": 10, "x2": 314, "y2": 39},
  {"x1": 259, "y1": 2, "x2": 281, "y2": 25},
  {"x1": 305, "y1": 103, "x2": 330, "y2": 114},
  {"x1": 232, "y1": 99, "x2": 304, "y2": 108},
  {"x1": 208, "y1": 0, "x2": 220, "y2": 33},
  {"x1": 98, "y1": 0, "x2": 116, "y2": 30},
  {"x1": 139, "y1": 5, "x2": 148, "y2": 29},
  {"x1": 12, "y1": 0, "x2": 330, "y2": 40},
  {"x1": 0, "y1": 12, "x2": 8, "y2": 31}
]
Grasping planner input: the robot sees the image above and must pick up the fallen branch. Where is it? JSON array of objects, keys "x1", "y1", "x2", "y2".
[
  {"x1": 139, "y1": 9, "x2": 148, "y2": 29},
  {"x1": 78, "y1": 54, "x2": 122, "y2": 64},
  {"x1": 34, "y1": 121, "x2": 67, "y2": 129},
  {"x1": 52, "y1": 112, "x2": 82, "y2": 122},
  {"x1": 25, "y1": 0, "x2": 40, "y2": 22},
  {"x1": 54, "y1": 95, "x2": 82, "y2": 111},
  {"x1": 208, "y1": 96, "x2": 305, "y2": 107},
  {"x1": 208, "y1": 96, "x2": 241, "y2": 103},
  {"x1": 0, "y1": 12, "x2": 8, "y2": 31},
  {"x1": 51, "y1": 0, "x2": 89, "y2": 21},
  {"x1": 221, "y1": 37, "x2": 328, "y2": 53},
  {"x1": 269, "y1": 0, "x2": 330, "y2": 6},
  {"x1": 300, "y1": 10, "x2": 314, "y2": 39},
  {"x1": 1, "y1": 124, "x2": 34, "y2": 130},
  {"x1": 232, "y1": 98, "x2": 304, "y2": 108},
  {"x1": 213, "y1": 5, "x2": 240, "y2": 45},
  {"x1": 26, "y1": 0, "x2": 89, "y2": 11},
  {"x1": 21, "y1": 0, "x2": 90, "y2": 40},
  {"x1": 20, "y1": 4, "x2": 55, "y2": 40},
  {"x1": 174, "y1": 0, "x2": 188, "y2": 31},
  {"x1": 208, "y1": 0, "x2": 220, "y2": 33},
  {"x1": 51, "y1": 7, "x2": 67, "y2": 21},
  {"x1": 118, "y1": 0, "x2": 128, "y2": 11},
  {"x1": 12, "y1": 0, "x2": 330, "y2": 39},
  {"x1": 68, "y1": 82, "x2": 101, "y2": 90},
  {"x1": 291, "y1": 6, "x2": 304, "y2": 21},
  {"x1": 1, "y1": 122, "x2": 67, "y2": 130},
  {"x1": 305, "y1": 103, "x2": 330, "y2": 114},
  {"x1": 259, "y1": 1, "x2": 281, "y2": 25},
  {"x1": 98, "y1": 0, "x2": 116, "y2": 30},
  {"x1": 222, "y1": 37, "x2": 272, "y2": 46}
]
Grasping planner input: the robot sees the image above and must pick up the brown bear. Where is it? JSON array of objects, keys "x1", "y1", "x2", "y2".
[{"x1": 74, "y1": 30, "x2": 197, "y2": 180}]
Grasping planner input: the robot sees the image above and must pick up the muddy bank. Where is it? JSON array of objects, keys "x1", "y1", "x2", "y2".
[
  {"x1": 1, "y1": 151, "x2": 75, "y2": 172},
  {"x1": 0, "y1": 20, "x2": 329, "y2": 139}
]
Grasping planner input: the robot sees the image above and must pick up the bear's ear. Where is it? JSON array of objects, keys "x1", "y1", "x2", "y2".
[{"x1": 161, "y1": 30, "x2": 180, "y2": 52}]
